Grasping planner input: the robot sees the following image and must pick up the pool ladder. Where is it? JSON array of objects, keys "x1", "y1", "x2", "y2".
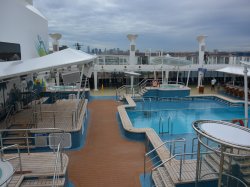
[{"x1": 158, "y1": 115, "x2": 173, "y2": 135}]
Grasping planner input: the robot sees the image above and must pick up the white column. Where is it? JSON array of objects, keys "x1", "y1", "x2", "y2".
[
  {"x1": 154, "y1": 71, "x2": 156, "y2": 80},
  {"x1": 127, "y1": 34, "x2": 138, "y2": 65},
  {"x1": 176, "y1": 70, "x2": 179, "y2": 84},
  {"x1": 161, "y1": 68, "x2": 164, "y2": 83},
  {"x1": 243, "y1": 66, "x2": 248, "y2": 127},
  {"x1": 165, "y1": 70, "x2": 169, "y2": 84},
  {"x1": 197, "y1": 35, "x2": 207, "y2": 87},
  {"x1": 131, "y1": 75, "x2": 134, "y2": 91},
  {"x1": 56, "y1": 70, "x2": 60, "y2": 86},
  {"x1": 94, "y1": 71, "x2": 98, "y2": 91},
  {"x1": 186, "y1": 70, "x2": 191, "y2": 87}
]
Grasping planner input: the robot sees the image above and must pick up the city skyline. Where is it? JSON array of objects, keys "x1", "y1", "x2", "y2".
[{"x1": 34, "y1": 0, "x2": 250, "y2": 52}]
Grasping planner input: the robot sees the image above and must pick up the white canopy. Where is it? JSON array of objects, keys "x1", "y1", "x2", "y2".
[
  {"x1": 0, "y1": 48, "x2": 96, "y2": 80},
  {"x1": 216, "y1": 66, "x2": 250, "y2": 76},
  {"x1": 124, "y1": 71, "x2": 141, "y2": 76},
  {"x1": 152, "y1": 54, "x2": 192, "y2": 66}
]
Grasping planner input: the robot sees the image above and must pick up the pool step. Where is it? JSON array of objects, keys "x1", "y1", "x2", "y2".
[
  {"x1": 204, "y1": 153, "x2": 229, "y2": 173},
  {"x1": 152, "y1": 170, "x2": 165, "y2": 187},
  {"x1": 139, "y1": 89, "x2": 148, "y2": 96},
  {"x1": 152, "y1": 167, "x2": 175, "y2": 187}
]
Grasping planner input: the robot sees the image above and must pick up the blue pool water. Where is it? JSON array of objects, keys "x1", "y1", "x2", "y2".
[{"x1": 127, "y1": 97, "x2": 247, "y2": 135}]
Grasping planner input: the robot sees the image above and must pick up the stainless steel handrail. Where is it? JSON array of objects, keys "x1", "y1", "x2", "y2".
[
  {"x1": 144, "y1": 138, "x2": 186, "y2": 177},
  {"x1": 52, "y1": 142, "x2": 64, "y2": 187},
  {"x1": 200, "y1": 172, "x2": 248, "y2": 187},
  {"x1": 0, "y1": 127, "x2": 65, "y2": 154},
  {"x1": 151, "y1": 151, "x2": 213, "y2": 181}
]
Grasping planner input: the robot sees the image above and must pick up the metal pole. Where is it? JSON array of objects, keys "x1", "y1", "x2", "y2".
[
  {"x1": 195, "y1": 139, "x2": 201, "y2": 187},
  {"x1": 53, "y1": 112, "x2": 56, "y2": 128},
  {"x1": 179, "y1": 154, "x2": 183, "y2": 181},
  {"x1": 243, "y1": 66, "x2": 248, "y2": 127},
  {"x1": 218, "y1": 146, "x2": 225, "y2": 187},
  {"x1": 26, "y1": 131, "x2": 30, "y2": 155},
  {"x1": 77, "y1": 65, "x2": 85, "y2": 99},
  {"x1": 186, "y1": 70, "x2": 191, "y2": 87},
  {"x1": 17, "y1": 145, "x2": 23, "y2": 173},
  {"x1": 176, "y1": 70, "x2": 179, "y2": 84}
]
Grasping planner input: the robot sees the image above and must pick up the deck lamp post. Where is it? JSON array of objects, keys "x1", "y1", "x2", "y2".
[{"x1": 241, "y1": 61, "x2": 249, "y2": 128}]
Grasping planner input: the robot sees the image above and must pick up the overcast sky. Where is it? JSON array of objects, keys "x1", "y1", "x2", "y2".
[{"x1": 33, "y1": 0, "x2": 250, "y2": 52}]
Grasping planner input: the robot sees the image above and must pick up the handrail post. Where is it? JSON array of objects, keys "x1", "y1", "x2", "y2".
[
  {"x1": 168, "y1": 116, "x2": 170, "y2": 133},
  {"x1": 183, "y1": 143, "x2": 186, "y2": 162},
  {"x1": 53, "y1": 112, "x2": 56, "y2": 128},
  {"x1": 0, "y1": 133, "x2": 3, "y2": 157},
  {"x1": 17, "y1": 145, "x2": 23, "y2": 173},
  {"x1": 26, "y1": 130, "x2": 30, "y2": 155},
  {"x1": 144, "y1": 155, "x2": 146, "y2": 178},
  {"x1": 72, "y1": 112, "x2": 74, "y2": 130},
  {"x1": 60, "y1": 147, "x2": 63, "y2": 172},
  {"x1": 173, "y1": 141, "x2": 176, "y2": 155},
  {"x1": 179, "y1": 154, "x2": 183, "y2": 181}
]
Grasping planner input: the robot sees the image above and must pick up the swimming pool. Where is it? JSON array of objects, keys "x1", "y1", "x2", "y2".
[
  {"x1": 127, "y1": 97, "x2": 247, "y2": 134},
  {"x1": 127, "y1": 96, "x2": 247, "y2": 154}
]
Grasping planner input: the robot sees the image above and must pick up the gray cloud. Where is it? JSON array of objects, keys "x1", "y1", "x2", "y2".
[{"x1": 34, "y1": 0, "x2": 250, "y2": 51}]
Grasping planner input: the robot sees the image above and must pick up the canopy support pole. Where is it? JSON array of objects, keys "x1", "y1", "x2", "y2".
[
  {"x1": 131, "y1": 75, "x2": 134, "y2": 91},
  {"x1": 243, "y1": 66, "x2": 248, "y2": 127},
  {"x1": 186, "y1": 70, "x2": 190, "y2": 87},
  {"x1": 161, "y1": 68, "x2": 164, "y2": 84},
  {"x1": 56, "y1": 70, "x2": 60, "y2": 86},
  {"x1": 94, "y1": 71, "x2": 98, "y2": 91},
  {"x1": 165, "y1": 70, "x2": 169, "y2": 84},
  {"x1": 176, "y1": 70, "x2": 179, "y2": 84},
  {"x1": 77, "y1": 65, "x2": 84, "y2": 99}
]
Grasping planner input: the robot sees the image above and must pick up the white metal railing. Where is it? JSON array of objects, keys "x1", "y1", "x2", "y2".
[
  {"x1": 201, "y1": 172, "x2": 248, "y2": 187},
  {"x1": 144, "y1": 138, "x2": 186, "y2": 178},
  {"x1": 34, "y1": 111, "x2": 77, "y2": 129},
  {"x1": 52, "y1": 142, "x2": 64, "y2": 187},
  {"x1": 151, "y1": 151, "x2": 213, "y2": 182},
  {"x1": 0, "y1": 127, "x2": 65, "y2": 154}
]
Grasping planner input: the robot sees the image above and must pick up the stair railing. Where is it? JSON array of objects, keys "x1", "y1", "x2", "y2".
[
  {"x1": 200, "y1": 172, "x2": 248, "y2": 187},
  {"x1": 3, "y1": 105, "x2": 15, "y2": 129},
  {"x1": 52, "y1": 142, "x2": 64, "y2": 187},
  {"x1": 144, "y1": 138, "x2": 186, "y2": 178},
  {"x1": 151, "y1": 151, "x2": 213, "y2": 182}
]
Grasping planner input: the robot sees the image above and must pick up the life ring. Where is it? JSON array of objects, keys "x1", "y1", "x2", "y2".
[{"x1": 231, "y1": 119, "x2": 244, "y2": 126}]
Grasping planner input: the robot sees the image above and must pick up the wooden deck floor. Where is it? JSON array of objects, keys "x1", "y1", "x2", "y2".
[{"x1": 68, "y1": 100, "x2": 146, "y2": 187}]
